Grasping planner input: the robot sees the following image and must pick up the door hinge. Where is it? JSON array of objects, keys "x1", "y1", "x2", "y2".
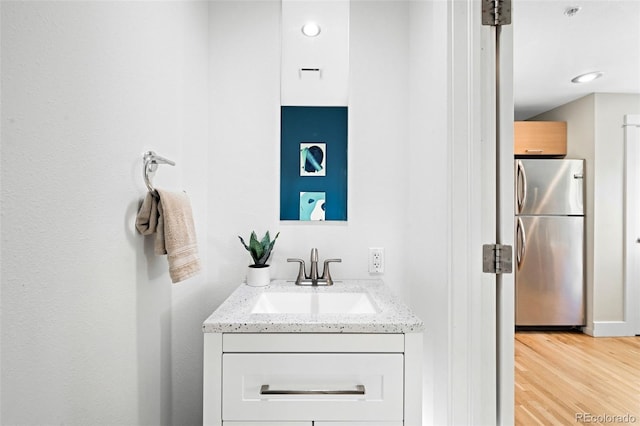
[
  {"x1": 482, "y1": 0, "x2": 512, "y2": 26},
  {"x1": 483, "y1": 244, "x2": 513, "y2": 274}
]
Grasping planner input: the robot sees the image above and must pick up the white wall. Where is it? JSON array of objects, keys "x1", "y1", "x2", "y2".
[
  {"x1": 2, "y1": 1, "x2": 452, "y2": 424},
  {"x1": 1, "y1": 2, "x2": 211, "y2": 425},
  {"x1": 593, "y1": 94, "x2": 640, "y2": 323},
  {"x1": 207, "y1": 0, "x2": 412, "y2": 299},
  {"x1": 534, "y1": 93, "x2": 640, "y2": 335},
  {"x1": 407, "y1": 0, "x2": 450, "y2": 423}
]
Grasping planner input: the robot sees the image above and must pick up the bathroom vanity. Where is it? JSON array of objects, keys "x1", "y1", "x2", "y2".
[{"x1": 202, "y1": 279, "x2": 424, "y2": 426}]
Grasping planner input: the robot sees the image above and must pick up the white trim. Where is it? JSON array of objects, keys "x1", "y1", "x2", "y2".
[
  {"x1": 447, "y1": 0, "x2": 476, "y2": 419},
  {"x1": 496, "y1": 23, "x2": 515, "y2": 426},
  {"x1": 222, "y1": 333, "x2": 404, "y2": 353},
  {"x1": 447, "y1": 0, "x2": 507, "y2": 424},
  {"x1": 477, "y1": 17, "x2": 498, "y2": 426},
  {"x1": 203, "y1": 333, "x2": 223, "y2": 426},
  {"x1": 624, "y1": 114, "x2": 640, "y2": 336},
  {"x1": 583, "y1": 321, "x2": 635, "y2": 337},
  {"x1": 447, "y1": 0, "x2": 474, "y2": 422},
  {"x1": 404, "y1": 333, "x2": 423, "y2": 426}
]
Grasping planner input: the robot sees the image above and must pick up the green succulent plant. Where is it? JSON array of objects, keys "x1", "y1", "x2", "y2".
[{"x1": 238, "y1": 231, "x2": 280, "y2": 266}]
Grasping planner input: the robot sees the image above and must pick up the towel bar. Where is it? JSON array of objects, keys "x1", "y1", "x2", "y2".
[{"x1": 143, "y1": 151, "x2": 175, "y2": 194}]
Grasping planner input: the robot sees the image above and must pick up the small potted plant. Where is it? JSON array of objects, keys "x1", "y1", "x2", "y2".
[{"x1": 238, "y1": 231, "x2": 280, "y2": 286}]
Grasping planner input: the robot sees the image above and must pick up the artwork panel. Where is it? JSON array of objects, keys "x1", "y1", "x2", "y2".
[
  {"x1": 300, "y1": 142, "x2": 326, "y2": 176},
  {"x1": 280, "y1": 106, "x2": 347, "y2": 221},
  {"x1": 299, "y1": 191, "x2": 326, "y2": 221}
]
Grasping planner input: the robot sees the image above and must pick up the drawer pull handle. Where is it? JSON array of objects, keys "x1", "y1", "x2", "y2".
[
  {"x1": 525, "y1": 149, "x2": 544, "y2": 153},
  {"x1": 260, "y1": 384, "x2": 365, "y2": 395}
]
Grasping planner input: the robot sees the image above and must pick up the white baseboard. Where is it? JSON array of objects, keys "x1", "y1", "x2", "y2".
[{"x1": 583, "y1": 321, "x2": 635, "y2": 337}]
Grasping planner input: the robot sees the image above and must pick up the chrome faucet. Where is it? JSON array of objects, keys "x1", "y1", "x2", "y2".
[
  {"x1": 288, "y1": 248, "x2": 342, "y2": 286},
  {"x1": 310, "y1": 248, "x2": 320, "y2": 282}
]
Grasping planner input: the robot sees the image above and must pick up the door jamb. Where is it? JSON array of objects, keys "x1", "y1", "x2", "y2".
[
  {"x1": 496, "y1": 23, "x2": 515, "y2": 426},
  {"x1": 624, "y1": 114, "x2": 640, "y2": 336},
  {"x1": 446, "y1": 0, "x2": 515, "y2": 424}
]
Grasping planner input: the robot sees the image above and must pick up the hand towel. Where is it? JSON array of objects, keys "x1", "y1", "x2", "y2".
[{"x1": 135, "y1": 190, "x2": 202, "y2": 283}]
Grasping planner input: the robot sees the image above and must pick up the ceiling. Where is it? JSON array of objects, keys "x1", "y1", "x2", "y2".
[{"x1": 513, "y1": 0, "x2": 640, "y2": 120}]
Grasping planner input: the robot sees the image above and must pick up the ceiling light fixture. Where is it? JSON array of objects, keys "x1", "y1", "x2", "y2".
[
  {"x1": 571, "y1": 71, "x2": 604, "y2": 84},
  {"x1": 301, "y1": 22, "x2": 321, "y2": 37},
  {"x1": 564, "y1": 6, "x2": 582, "y2": 17}
]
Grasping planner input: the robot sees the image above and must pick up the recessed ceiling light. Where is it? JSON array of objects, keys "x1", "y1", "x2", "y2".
[
  {"x1": 571, "y1": 71, "x2": 604, "y2": 84},
  {"x1": 564, "y1": 6, "x2": 582, "y2": 17},
  {"x1": 301, "y1": 22, "x2": 321, "y2": 37}
]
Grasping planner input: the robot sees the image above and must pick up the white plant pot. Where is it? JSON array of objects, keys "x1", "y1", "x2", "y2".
[{"x1": 246, "y1": 265, "x2": 271, "y2": 287}]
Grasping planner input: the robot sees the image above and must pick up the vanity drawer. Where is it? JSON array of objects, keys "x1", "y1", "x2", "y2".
[
  {"x1": 223, "y1": 423, "x2": 310, "y2": 426},
  {"x1": 221, "y1": 353, "x2": 403, "y2": 422}
]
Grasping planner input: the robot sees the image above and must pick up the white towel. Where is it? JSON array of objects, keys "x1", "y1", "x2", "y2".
[{"x1": 135, "y1": 190, "x2": 201, "y2": 283}]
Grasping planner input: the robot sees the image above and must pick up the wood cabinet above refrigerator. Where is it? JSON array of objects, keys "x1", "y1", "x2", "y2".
[{"x1": 514, "y1": 121, "x2": 567, "y2": 157}]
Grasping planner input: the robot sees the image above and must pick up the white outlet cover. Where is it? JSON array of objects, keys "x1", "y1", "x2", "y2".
[{"x1": 368, "y1": 247, "x2": 384, "y2": 273}]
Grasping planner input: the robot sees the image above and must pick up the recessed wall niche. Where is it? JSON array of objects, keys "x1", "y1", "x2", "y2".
[
  {"x1": 280, "y1": 0, "x2": 349, "y2": 222},
  {"x1": 280, "y1": 106, "x2": 348, "y2": 221}
]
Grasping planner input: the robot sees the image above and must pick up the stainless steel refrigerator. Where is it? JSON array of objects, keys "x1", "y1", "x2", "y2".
[{"x1": 515, "y1": 159, "x2": 585, "y2": 326}]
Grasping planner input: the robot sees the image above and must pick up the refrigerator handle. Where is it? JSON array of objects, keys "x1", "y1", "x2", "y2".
[
  {"x1": 515, "y1": 161, "x2": 521, "y2": 212},
  {"x1": 516, "y1": 217, "x2": 526, "y2": 268},
  {"x1": 516, "y1": 160, "x2": 527, "y2": 213}
]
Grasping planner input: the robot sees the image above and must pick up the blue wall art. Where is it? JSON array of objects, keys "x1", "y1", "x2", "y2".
[
  {"x1": 300, "y1": 192, "x2": 326, "y2": 220},
  {"x1": 300, "y1": 143, "x2": 326, "y2": 176},
  {"x1": 280, "y1": 106, "x2": 348, "y2": 221}
]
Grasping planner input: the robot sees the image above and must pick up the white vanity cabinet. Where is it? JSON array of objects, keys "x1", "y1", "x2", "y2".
[
  {"x1": 203, "y1": 333, "x2": 422, "y2": 426},
  {"x1": 201, "y1": 280, "x2": 424, "y2": 426},
  {"x1": 222, "y1": 423, "x2": 402, "y2": 426}
]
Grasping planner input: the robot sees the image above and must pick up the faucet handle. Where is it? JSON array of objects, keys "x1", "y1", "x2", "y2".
[
  {"x1": 287, "y1": 258, "x2": 306, "y2": 284},
  {"x1": 321, "y1": 259, "x2": 342, "y2": 286}
]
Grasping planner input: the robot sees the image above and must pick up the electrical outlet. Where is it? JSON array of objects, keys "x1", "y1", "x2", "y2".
[{"x1": 369, "y1": 247, "x2": 384, "y2": 273}]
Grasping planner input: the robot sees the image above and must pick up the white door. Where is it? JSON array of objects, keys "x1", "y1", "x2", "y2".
[
  {"x1": 448, "y1": 1, "x2": 514, "y2": 424},
  {"x1": 624, "y1": 114, "x2": 640, "y2": 336},
  {"x1": 495, "y1": 16, "x2": 516, "y2": 426}
]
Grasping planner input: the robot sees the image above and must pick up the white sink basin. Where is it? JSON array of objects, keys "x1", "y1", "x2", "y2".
[{"x1": 251, "y1": 291, "x2": 379, "y2": 314}]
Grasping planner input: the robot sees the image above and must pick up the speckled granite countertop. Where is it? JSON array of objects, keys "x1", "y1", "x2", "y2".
[{"x1": 202, "y1": 279, "x2": 424, "y2": 333}]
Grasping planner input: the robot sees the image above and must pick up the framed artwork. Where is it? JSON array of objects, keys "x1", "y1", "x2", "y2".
[
  {"x1": 300, "y1": 143, "x2": 326, "y2": 176},
  {"x1": 280, "y1": 106, "x2": 348, "y2": 221},
  {"x1": 300, "y1": 191, "x2": 326, "y2": 220}
]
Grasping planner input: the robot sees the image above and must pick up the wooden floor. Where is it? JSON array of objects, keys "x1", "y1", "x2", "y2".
[{"x1": 515, "y1": 332, "x2": 640, "y2": 425}]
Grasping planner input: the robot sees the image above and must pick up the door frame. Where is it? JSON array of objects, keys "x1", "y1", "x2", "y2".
[
  {"x1": 496, "y1": 21, "x2": 516, "y2": 426},
  {"x1": 624, "y1": 114, "x2": 640, "y2": 336},
  {"x1": 447, "y1": 0, "x2": 514, "y2": 424}
]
